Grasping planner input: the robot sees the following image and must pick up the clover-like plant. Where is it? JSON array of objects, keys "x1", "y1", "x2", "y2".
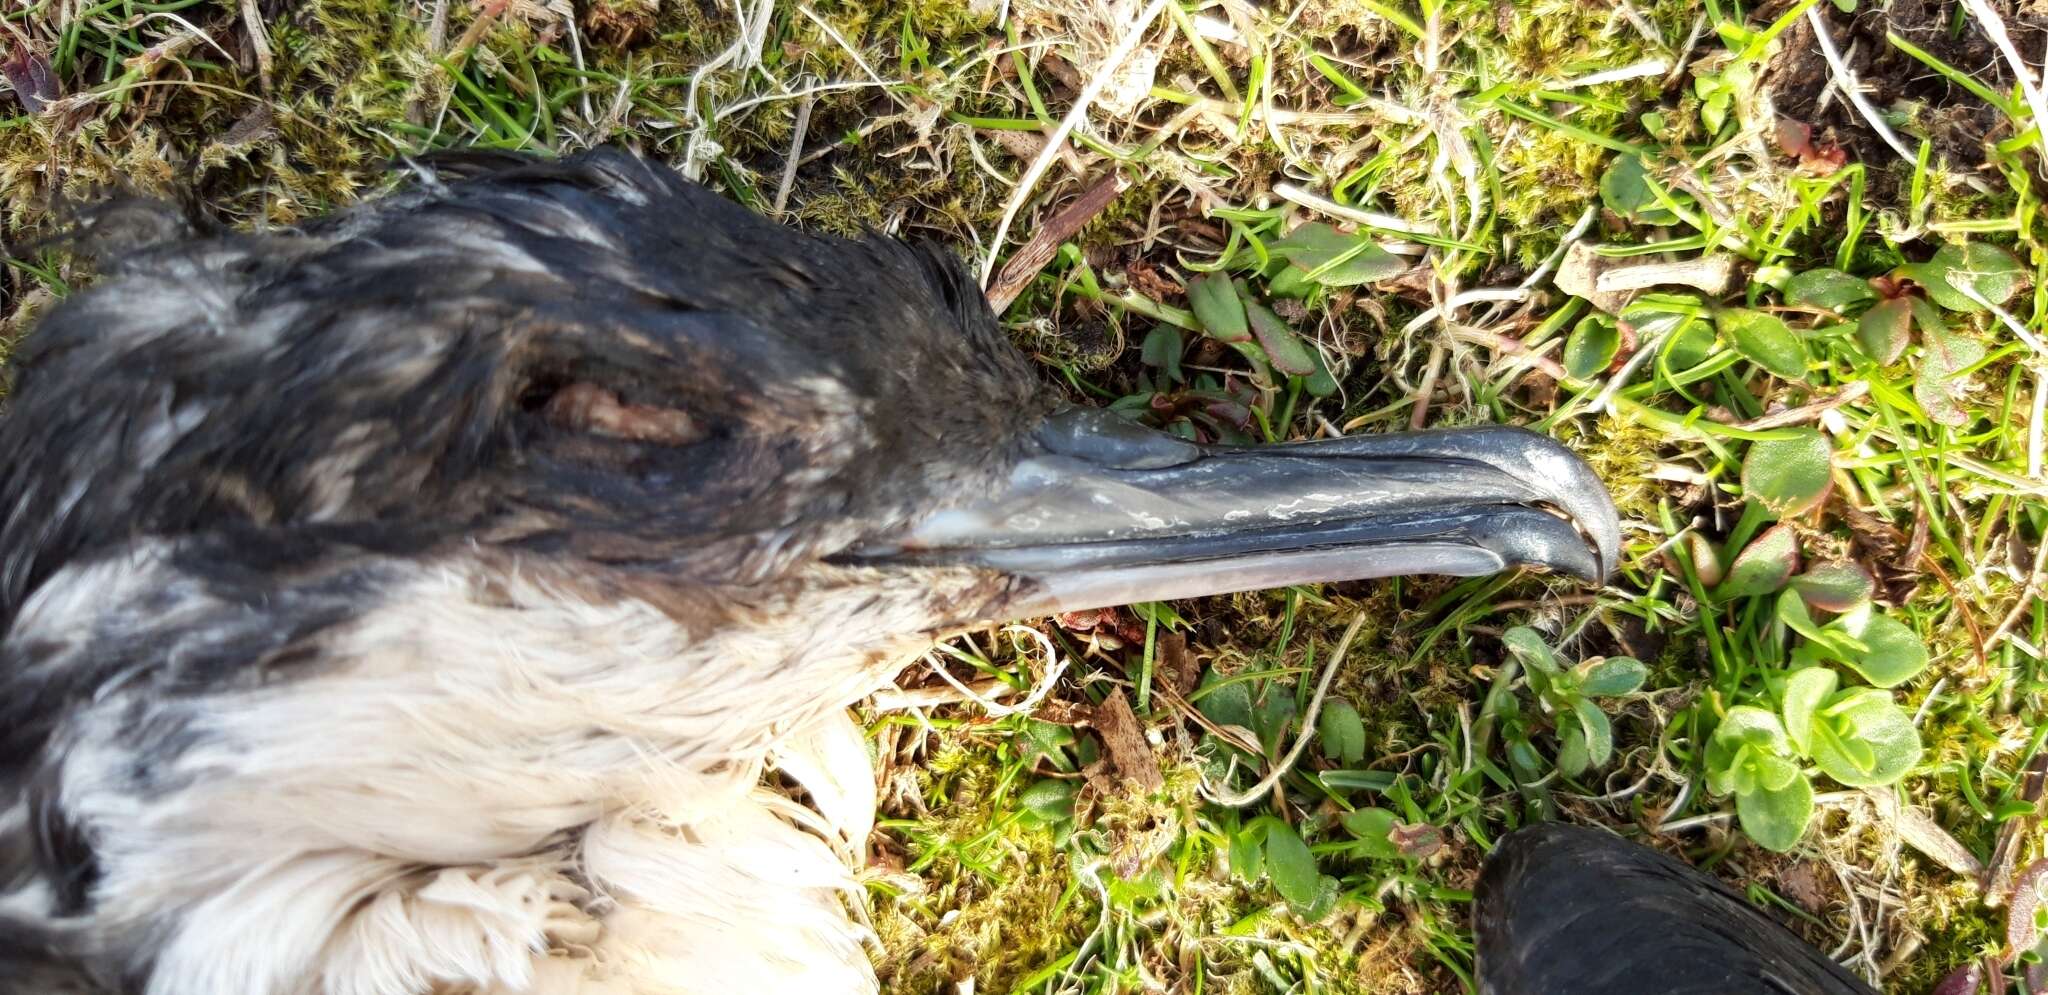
[
  {"x1": 1479, "y1": 627, "x2": 1647, "y2": 783},
  {"x1": 1705, "y1": 671, "x2": 1923, "y2": 852}
]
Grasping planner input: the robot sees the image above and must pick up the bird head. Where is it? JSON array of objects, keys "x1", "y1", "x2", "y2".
[{"x1": 1, "y1": 150, "x2": 1616, "y2": 656}]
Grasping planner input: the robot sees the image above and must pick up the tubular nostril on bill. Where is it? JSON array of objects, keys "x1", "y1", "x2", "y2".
[{"x1": 1031, "y1": 406, "x2": 1200, "y2": 471}]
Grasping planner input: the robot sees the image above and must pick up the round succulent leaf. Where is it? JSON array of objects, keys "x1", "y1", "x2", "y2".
[
  {"x1": 1855, "y1": 296, "x2": 1912, "y2": 365},
  {"x1": 1243, "y1": 299, "x2": 1319, "y2": 376},
  {"x1": 1781, "y1": 666, "x2": 1838, "y2": 755},
  {"x1": 1905, "y1": 242, "x2": 2028, "y2": 312},
  {"x1": 1663, "y1": 318, "x2": 1719, "y2": 371},
  {"x1": 1791, "y1": 560, "x2": 1877, "y2": 613},
  {"x1": 1784, "y1": 268, "x2": 1876, "y2": 312},
  {"x1": 1709, "y1": 705, "x2": 1791, "y2": 788},
  {"x1": 1737, "y1": 772, "x2": 1816, "y2": 852},
  {"x1": 1753, "y1": 750, "x2": 1802, "y2": 792},
  {"x1": 1914, "y1": 319, "x2": 1987, "y2": 427},
  {"x1": 1342, "y1": 807, "x2": 1402, "y2": 859},
  {"x1": 1599, "y1": 154, "x2": 1680, "y2": 224},
  {"x1": 1810, "y1": 689, "x2": 1922, "y2": 787},
  {"x1": 1684, "y1": 532, "x2": 1725, "y2": 587},
  {"x1": 1714, "y1": 523, "x2": 1801, "y2": 600},
  {"x1": 1742, "y1": 428, "x2": 1833, "y2": 518},
  {"x1": 1187, "y1": 273, "x2": 1249, "y2": 342},
  {"x1": 1775, "y1": 588, "x2": 1829, "y2": 643},
  {"x1": 1576, "y1": 656, "x2": 1648, "y2": 697},
  {"x1": 1260, "y1": 820, "x2": 1322, "y2": 905},
  {"x1": 1317, "y1": 698, "x2": 1368, "y2": 766},
  {"x1": 1555, "y1": 723, "x2": 1590, "y2": 778},
  {"x1": 1565, "y1": 314, "x2": 1622, "y2": 379},
  {"x1": 1717, "y1": 307, "x2": 1808, "y2": 380},
  {"x1": 1572, "y1": 697, "x2": 1614, "y2": 768},
  {"x1": 1500, "y1": 626, "x2": 1559, "y2": 672},
  {"x1": 1835, "y1": 610, "x2": 1929, "y2": 688}
]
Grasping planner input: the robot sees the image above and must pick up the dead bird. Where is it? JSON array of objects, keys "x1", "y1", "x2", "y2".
[{"x1": 0, "y1": 148, "x2": 1620, "y2": 995}]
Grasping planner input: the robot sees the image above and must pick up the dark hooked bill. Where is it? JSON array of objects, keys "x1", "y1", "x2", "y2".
[{"x1": 846, "y1": 408, "x2": 1621, "y2": 618}]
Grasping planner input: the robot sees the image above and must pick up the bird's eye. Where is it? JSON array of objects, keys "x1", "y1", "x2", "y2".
[{"x1": 540, "y1": 381, "x2": 703, "y2": 446}]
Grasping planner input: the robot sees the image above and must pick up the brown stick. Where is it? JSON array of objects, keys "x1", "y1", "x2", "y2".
[{"x1": 985, "y1": 170, "x2": 1129, "y2": 314}]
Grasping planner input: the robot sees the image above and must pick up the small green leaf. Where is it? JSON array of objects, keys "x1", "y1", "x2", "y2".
[
  {"x1": 1717, "y1": 307, "x2": 1808, "y2": 380},
  {"x1": 1252, "y1": 687, "x2": 1298, "y2": 755},
  {"x1": 1855, "y1": 296, "x2": 1912, "y2": 364},
  {"x1": 1577, "y1": 656, "x2": 1647, "y2": 697},
  {"x1": 1196, "y1": 668, "x2": 1254, "y2": 730},
  {"x1": 1573, "y1": 697, "x2": 1613, "y2": 769},
  {"x1": 1140, "y1": 324, "x2": 1183, "y2": 381},
  {"x1": 1810, "y1": 689, "x2": 1922, "y2": 787},
  {"x1": 1303, "y1": 347, "x2": 1339, "y2": 398},
  {"x1": 1244, "y1": 299, "x2": 1319, "y2": 377},
  {"x1": 1738, "y1": 773, "x2": 1816, "y2": 852},
  {"x1": 1915, "y1": 319, "x2": 1987, "y2": 427},
  {"x1": 1784, "y1": 269, "x2": 1876, "y2": 312},
  {"x1": 1777, "y1": 588, "x2": 1829, "y2": 644},
  {"x1": 1599, "y1": 154, "x2": 1680, "y2": 225},
  {"x1": 1663, "y1": 317, "x2": 1718, "y2": 371},
  {"x1": 1555, "y1": 723, "x2": 1590, "y2": 778},
  {"x1": 1752, "y1": 751, "x2": 1802, "y2": 792},
  {"x1": 1834, "y1": 610, "x2": 1930, "y2": 688},
  {"x1": 1781, "y1": 666, "x2": 1838, "y2": 755},
  {"x1": 1903, "y1": 242, "x2": 2027, "y2": 313},
  {"x1": 1791, "y1": 560, "x2": 1877, "y2": 613},
  {"x1": 1714, "y1": 523, "x2": 1801, "y2": 600},
  {"x1": 1293, "y1": 874, "x2": 1342, "y2": 921},
  {"x1": 1317, "y1": 699, "x2": 1368, "y2": 766},
  {"x1": 1268, "y1": 262, "x2": 1316, "y2": 299},
  {"x1": 1269, "y1": 222, "x2": 1407, "y2": 286},
  {"x1": 1229, "y1": 822, "x2": 1264, "y2": 881},
  {"x1": 1708, "y1": 705, "x2": 1791, "y2": 794},
  {"x1": 1018, "y1": 779, "x2": 1078, "y2": 822},
  {"x1": 1742, "y1": 428, "x2": 1833, "y2": 518},
  {"x1": 1260, "y1": 820, "x2": 1321, "y2": 905},
  {"x1": 1564, "y1": 315, "x2": 1622, "y2": 379},
  {"x1": 1342, "y1": 807, "x2": 1402, "y2": 859},
  {"x1": 1187, "y1": 273, "x2": 1249, "y2": 342},
  {"x1": 1500, "y1": 627, "x2": 1560, "y2": 672}
]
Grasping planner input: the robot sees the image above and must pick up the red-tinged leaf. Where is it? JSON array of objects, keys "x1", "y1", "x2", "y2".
[
  {"x1": 1790, "y1": 561, "x2": 1875, "y2": 613},
  {"x1": 1855, "y1": 296, "x2": 1911, "y2": 364},
  {"x1": 2008, "y1": 860, "x2": 2048, "y2": 953},
  {"x1": 1389, "y1": 822, "x2": 1443, "y2": 860},
  {"x1": 1741, "y1": 429, "x2": 1833, "y2": 518},
  {"x1": 1714, "y1": 524, "x2": 1801, "y2": 600},
  {"x1": 1244, "y1": 298, "x2": 1318, "y2": 376},
  {"x1": 1931, "y1": 962, "x2": 1983, "y2": 995},
  {"x1": 1915, "y1": 318, "x2": 1987, "y2": 427},
  {"x1": 1, "y1": 46, "x2": 56, "y2": 115}
]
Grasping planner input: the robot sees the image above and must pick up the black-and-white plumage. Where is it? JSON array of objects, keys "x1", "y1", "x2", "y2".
[{"x1": 0, "y1": 149, "x2": 1622, "y2": 994}]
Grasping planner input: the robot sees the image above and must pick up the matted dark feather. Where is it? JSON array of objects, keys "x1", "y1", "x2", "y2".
[{"x1": 1475, "y1": 823, "x2": 1877, "y2": 995}]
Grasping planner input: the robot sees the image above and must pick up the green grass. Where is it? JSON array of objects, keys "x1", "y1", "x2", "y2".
[{"x1": 3, "y1": 1, "x2": 2046, "y2": 992}]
